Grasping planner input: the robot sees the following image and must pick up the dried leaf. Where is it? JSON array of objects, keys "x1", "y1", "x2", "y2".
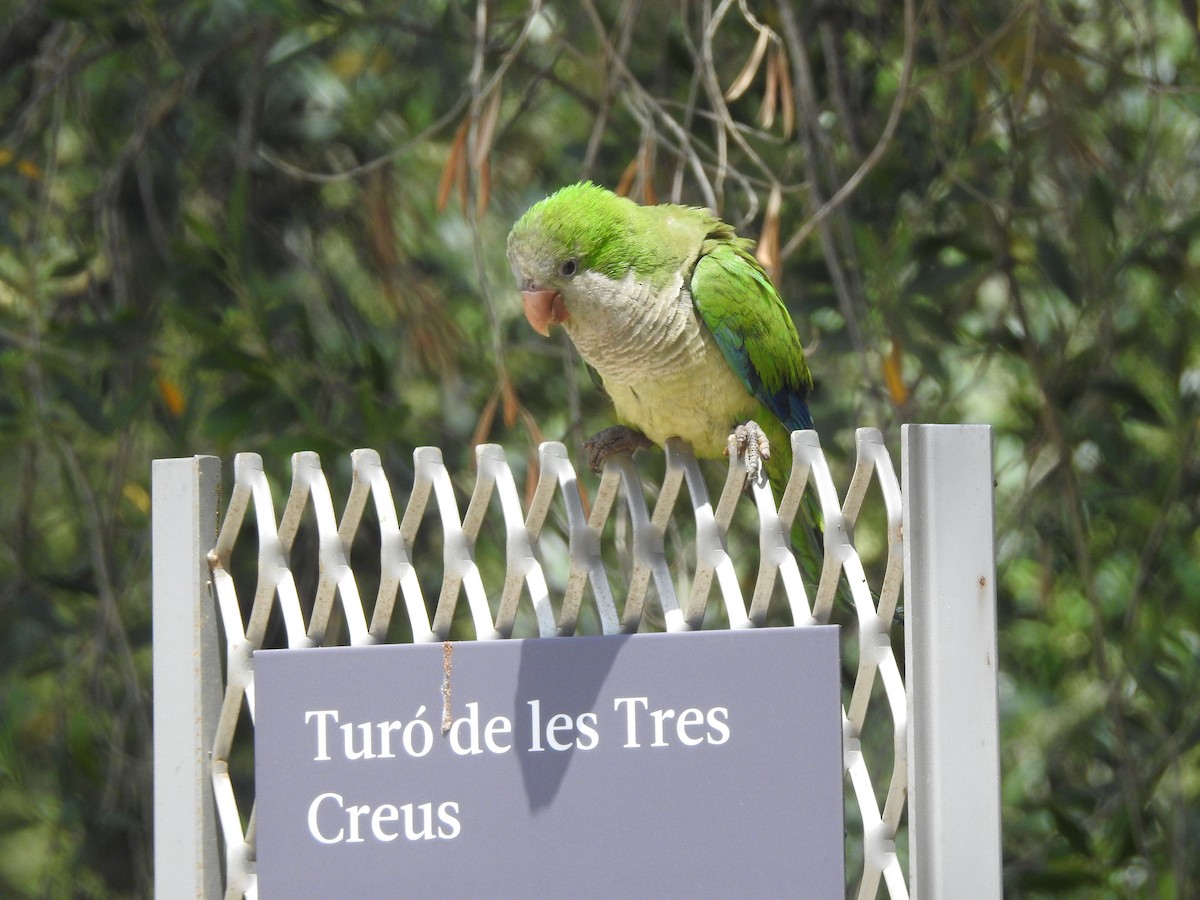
[
  {"x1": 501, "y1": 374, "x2": 518, "y2": 428},
  {"x1": 470, "y1": 386, "x2": 501, "y2": 451},
  {"x1": 756, "y1": 183, "x2": 782, "y2": 283},
  {"x1": 437, "y1": 118, "x2": 469, "y2": 213},
  {"x1": 775, "y1": 48, "x2": 794, "y2": 139},
  {"x1": 156, "y1": 376, "x2": 186, "y2": 417},
  {"x1": 476, "y1": 155, "x2": 491, "y2": 216},
  {"x1": 616, "y1": 140, "x2": 659, "y2": 204},
  {"x1": 365, "y1": 167, "x2": 399, "y2": 273},
  {"x1": 615, "y1": 156, "x2": 639, "y2": 197},
  {"x1": 758, "y1": 46, "x2": 778, "y2": 130},
  {"x1": 641, "y1": 154, "x2": 658, "y2": 205},
  {"x1": 472, "y1": 84, "x2": 502, "y2": 170},
  {"x1": 519, "y1": 406, "x2": 545, "y2": 446},
  {"x1": 883, "y1": 341, "x2": 910, "y2": 406},
  {"x1": 456, "y1": 135, "x2": 469, "y2": 215},
  {"x1": 473, "y1": 88, "x2": 498, "y2": 213},
  {"x1": 725, "y1": 28, "x2": 771, "y2": 101}
]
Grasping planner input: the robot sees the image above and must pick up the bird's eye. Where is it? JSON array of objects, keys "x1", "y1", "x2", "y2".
[{"x1": 559, "y1": 258, "x2": 579, "y2": 278}]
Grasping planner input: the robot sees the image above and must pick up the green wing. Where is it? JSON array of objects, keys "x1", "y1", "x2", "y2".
[
  {"x1": 690, "y1": 241, "x2": 813, "y2": 432},
  {"x1": 691, "y1": 236, "x2": 827, "y2": 593}
]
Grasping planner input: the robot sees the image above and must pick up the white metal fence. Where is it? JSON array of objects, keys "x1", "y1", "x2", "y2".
[{"x1": 152, "y1": 424, "x2": 1001, "y2": 899}]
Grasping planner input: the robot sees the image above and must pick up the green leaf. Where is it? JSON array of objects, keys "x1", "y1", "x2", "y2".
[
  {"x1": 49, "y1": 373, "x2": 109, "y2": 434},
  {"x1": 1012, "y1": 857, "x2": 1106, "y2": 890},
  {"x1": 1092, "y1": 377, "x2": 1162, "y2": 425},
  {"x1": 904, "y1": 260, "x2": 984, "y2": 299},
  {"x1": 1049, "y1": 803, "x2": 1093, "y2": 856},
  {"x1": 1035, "y1": 236, "x2": 1080, "y2": 304}
]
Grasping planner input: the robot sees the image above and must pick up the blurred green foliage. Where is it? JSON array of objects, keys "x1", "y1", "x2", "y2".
[{"x1": 1, "y1": 0, "x2": 1198, "y2": 896}]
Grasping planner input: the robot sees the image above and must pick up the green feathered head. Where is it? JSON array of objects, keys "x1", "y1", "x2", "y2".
[{"x1": 506, "y1": 181, "x2": 700, "y2": 294}]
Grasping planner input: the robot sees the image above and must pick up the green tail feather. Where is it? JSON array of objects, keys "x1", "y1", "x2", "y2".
[
  {"x1": 761, "y1": 424, "x2": 854, "y2": 621},
  {"x1": 766, "y1": 464, "x2": 826, "y2": 597}
]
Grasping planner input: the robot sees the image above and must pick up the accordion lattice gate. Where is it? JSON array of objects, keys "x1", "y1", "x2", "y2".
[{"x1": 151, "y1": 425, "x2": 1002, "y2": 900}]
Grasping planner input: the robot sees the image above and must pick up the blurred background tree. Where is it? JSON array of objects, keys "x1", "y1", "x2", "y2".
[{"x1": 1, "y1": 0, "x2": 1197, "y2": 896}]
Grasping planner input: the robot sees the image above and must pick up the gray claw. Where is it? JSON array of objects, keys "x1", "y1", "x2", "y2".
[{"x1": 726, "y1": 420, "x2": 771, "y2": 482}]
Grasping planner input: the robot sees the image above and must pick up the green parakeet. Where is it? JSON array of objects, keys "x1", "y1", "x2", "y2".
[{"x1": 506, "y1": 181, "x2": 814, "y2": 492}]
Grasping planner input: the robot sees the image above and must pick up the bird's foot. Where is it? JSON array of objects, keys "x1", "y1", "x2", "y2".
[
  {"x1": 726, "y1": 420, "x2": 771, "y2": 483},
  {"x1": 583, "y1": 425, "x2": 653, "y2": 472}
]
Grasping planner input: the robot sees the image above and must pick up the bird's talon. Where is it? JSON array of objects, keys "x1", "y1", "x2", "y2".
[{"x1": 727, "y1": 421, "x2": 771, "y2": 483}]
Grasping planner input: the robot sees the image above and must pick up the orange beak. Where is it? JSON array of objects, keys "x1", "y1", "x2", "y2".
[{"x1": 521, "y1": 289, "x2": 569, "y2": 336}]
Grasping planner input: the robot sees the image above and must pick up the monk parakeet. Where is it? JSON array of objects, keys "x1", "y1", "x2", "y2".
[{"x1": 506, "y1": 181, "x2": 813, "y2": 491}]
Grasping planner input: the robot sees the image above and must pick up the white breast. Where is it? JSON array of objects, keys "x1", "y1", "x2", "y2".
[{"x1": 561, "y1": 270, "x2": 757, "y2": 457}]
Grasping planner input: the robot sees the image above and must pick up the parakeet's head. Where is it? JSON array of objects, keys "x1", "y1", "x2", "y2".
[{"x1": 506, "y1": 182, "x2": 675, "y2": 335}]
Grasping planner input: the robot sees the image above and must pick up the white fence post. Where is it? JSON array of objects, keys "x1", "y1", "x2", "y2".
[
  {"x1": 902, "y1": 425, "x2": 1002, "y2": 899},
  {"x1": 150, "y1": 433, "x2": 1006, "y2": 898},
  {"x1": 152, "y1": 456, "x2": 222, "y2": 899}
]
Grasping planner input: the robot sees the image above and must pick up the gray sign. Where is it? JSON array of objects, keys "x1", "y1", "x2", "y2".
[{"x1": 256, "y1": 626, "x2": 843, "y2": 898}]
